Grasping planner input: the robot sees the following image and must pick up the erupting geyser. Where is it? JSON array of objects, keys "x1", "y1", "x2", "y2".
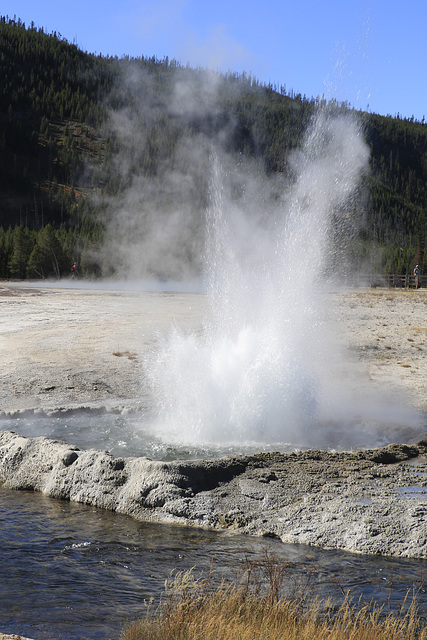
[{"x1": 147, "y1": 111, "x2": 417, "y2": 450}]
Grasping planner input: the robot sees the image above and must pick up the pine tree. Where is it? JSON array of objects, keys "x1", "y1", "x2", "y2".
[
  {"x1": 27, "y1": 224, "x2": 66, "y2": 278},
  {"x1": 9, "y1": 226, "x2": 33, "y2": 277}
]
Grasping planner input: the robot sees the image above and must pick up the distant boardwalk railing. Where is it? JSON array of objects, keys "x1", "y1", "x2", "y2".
[{"x1": 352, "y1": 274, "x2": 427, "y2": 289}]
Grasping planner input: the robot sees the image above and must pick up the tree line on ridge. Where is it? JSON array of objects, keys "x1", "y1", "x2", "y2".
[{"x1": 0, "y1": 15, "x2": 425, "y2": 280}]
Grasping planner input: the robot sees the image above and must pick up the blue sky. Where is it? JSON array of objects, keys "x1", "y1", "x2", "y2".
[{"x1": 3, "y1": 0, "x2": 426, "y2": 121}]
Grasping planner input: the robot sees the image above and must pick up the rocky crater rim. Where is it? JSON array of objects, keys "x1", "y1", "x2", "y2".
[{"x1": 3, "y1": 428, "x2": 427, "y2": 559}]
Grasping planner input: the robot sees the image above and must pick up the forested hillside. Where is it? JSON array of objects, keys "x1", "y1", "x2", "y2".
[{"x1": 0, "y1": 16, "x2": 425, "y2": 280}]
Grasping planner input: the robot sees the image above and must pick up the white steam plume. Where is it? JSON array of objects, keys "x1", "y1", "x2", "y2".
[
  {"x1": 146, "y1": 110, "x2": 384, "y2": 449},
  {"x1": 97, "y1": 66, "x2": 238, "y2": 281}
]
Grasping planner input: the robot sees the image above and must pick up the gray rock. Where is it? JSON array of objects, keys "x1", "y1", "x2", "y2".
[{"x1": 2, "y1": 429, "x2": 427, "y2": 558}]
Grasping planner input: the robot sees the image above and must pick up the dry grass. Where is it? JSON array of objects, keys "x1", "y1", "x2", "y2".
[{"x1": 120, "y1": 553, "x2": 427, "y2": 640}]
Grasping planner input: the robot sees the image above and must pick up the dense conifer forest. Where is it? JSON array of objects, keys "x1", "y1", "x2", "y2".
[{"x1": 0, "y1": 16, "x2": 426, "y2": 280}]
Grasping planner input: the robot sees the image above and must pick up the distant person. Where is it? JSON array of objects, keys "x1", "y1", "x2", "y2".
[
  {"x1": 71, "y1": 262, "x2": 78, "y2": 278},
  {"x1": 414, "y1": 264, "x2": 420, "y2": 289}
]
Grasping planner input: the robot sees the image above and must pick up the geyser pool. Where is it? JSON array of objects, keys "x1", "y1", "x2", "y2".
[{"x1": 1, "y1": 403, "x2": 425, "y2": 461}]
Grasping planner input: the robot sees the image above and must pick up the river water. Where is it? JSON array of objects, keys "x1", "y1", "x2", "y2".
[{"x1": 2, "y1": 480, "x2": 427, "y2": 640}]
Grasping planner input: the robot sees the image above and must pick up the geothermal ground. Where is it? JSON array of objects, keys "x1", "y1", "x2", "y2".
[
  {"x1": 334, "y1": 287, "x2": 427, "y2": 416},
  {"x1": 1, "y1": 282, "x2": 427, "y2": 562},
  {"x1": 0, "y1": 283, "x2": 206, "y2": 416},
  {"x1": 0, "y1": 283, "x2": 426, "y2": 417}
]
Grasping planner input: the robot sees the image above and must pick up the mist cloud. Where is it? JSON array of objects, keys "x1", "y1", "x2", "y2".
[
  {"x1": 95, "y1": 63, "x2": 260, "y2": 281},
  {"x1": 94, "y1": 62, "x2": 368, "y2": 286}
]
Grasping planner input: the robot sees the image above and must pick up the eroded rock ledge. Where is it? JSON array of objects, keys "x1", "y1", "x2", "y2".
[{"x1": 2, "y1": 429, "x2": 427, "y2": 558}]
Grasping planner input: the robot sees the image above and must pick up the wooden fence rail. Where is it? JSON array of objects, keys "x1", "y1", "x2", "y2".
[{"x1": 348, "y1": 274, "x2": 427, "y2": 289}]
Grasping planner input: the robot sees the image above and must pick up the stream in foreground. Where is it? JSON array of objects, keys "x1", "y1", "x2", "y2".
[{"x1": 1, "y1": 480, "x2": 427, "y2": 640}]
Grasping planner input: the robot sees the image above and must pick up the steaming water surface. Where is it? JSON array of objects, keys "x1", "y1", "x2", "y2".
[{"x1": 2, "y1": 407, "x2": 426, "y2": 461}]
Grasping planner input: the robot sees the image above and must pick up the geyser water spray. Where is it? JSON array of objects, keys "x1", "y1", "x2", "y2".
[{"x1": 148, "y1": 110, "x2": 372, "y2": 447}]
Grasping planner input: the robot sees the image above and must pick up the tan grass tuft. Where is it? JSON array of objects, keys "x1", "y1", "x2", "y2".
[{"x1": 120, "y1": 553, "x2": 427, "y2": 640}]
